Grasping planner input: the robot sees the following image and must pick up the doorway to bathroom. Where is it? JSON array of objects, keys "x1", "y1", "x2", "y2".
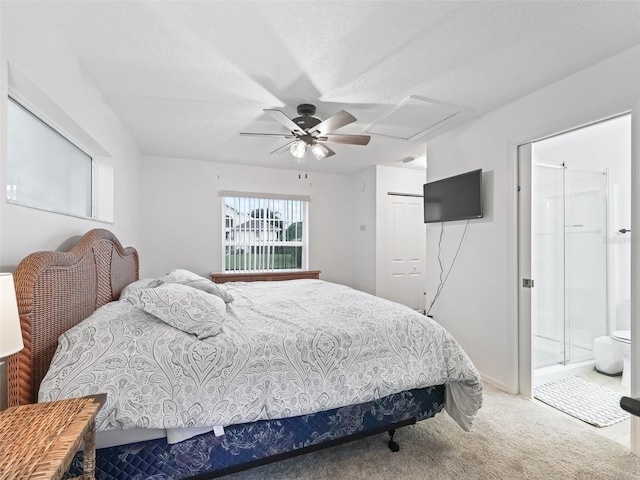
[
  {"x1": 530, "y1": 114, "x2": 631, "y2": 382},
  {"x1": 518, "y1": 113, "x2": 632, "y2": 446}
]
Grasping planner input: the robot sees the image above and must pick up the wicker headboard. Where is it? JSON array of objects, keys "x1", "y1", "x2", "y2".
[{"x1": 6, "y1": 229, "x2": 139, "y2": 406}]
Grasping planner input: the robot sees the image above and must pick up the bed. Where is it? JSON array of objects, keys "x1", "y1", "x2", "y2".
[{"x1": 6, "y1": 228, "x2": 482, "y2": 479}]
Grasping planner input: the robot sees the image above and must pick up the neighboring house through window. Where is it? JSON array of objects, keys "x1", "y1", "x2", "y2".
[{"x1": 221, "y1": 192, "x2": 309, "y2": 272}]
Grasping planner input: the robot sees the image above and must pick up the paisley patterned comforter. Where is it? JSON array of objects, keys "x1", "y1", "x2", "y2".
[{"x1": 39, "y1": 279, "x2": 482, "y2": 432}]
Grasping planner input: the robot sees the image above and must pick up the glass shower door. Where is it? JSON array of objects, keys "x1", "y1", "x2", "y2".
[
  {"x1": 532, "y1": 162, "x2": 608, "y2": 369},
  {"x1": 532, "y1": 163, "x2": 566, "y2": 368},
  {"x1": 563, "y1": 165, "x2": 608, "y2": 363}
]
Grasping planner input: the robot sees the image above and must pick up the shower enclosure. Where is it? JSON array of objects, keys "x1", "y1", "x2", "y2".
[{"x1": 532, "y1": 162, "x2": 608, "y2": 369}]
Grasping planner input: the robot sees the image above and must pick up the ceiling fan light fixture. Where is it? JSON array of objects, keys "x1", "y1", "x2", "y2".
[
  {"x1": 290, "y1": 140, "x2": 307, "y2": 159},
  {"x1": 241, "y1": 103, "x2": 369, "y2": 160},
  {"x1": 310, "y1": 143, "x2": 328, "y2": 160}
]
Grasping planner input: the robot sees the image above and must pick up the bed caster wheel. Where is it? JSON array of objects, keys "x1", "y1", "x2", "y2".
[{"x1": 387, "y1": 429, "x2": 400, "y2": 452}]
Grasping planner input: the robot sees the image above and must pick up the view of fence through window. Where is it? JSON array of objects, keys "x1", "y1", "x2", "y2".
[{"x1": 223, "y1": 195, "x2": 307, "y2": 272}]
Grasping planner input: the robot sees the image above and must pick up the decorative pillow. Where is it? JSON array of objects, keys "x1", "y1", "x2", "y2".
[
  {"x1": 151, "y1": 269, "x2": 234, "y2": 303},
  {"x1": 179, "y1": 278, "x2": 234, "y2": 303},
  {"x1": 136, "y1": 283, "x2": 226, "y2": 339},
  {"x1": 165, "y1": 269, "x2": 206, "y2": 283}
]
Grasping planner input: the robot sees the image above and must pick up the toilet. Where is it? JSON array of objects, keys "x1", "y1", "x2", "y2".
[{"x1": 611, "y1": 330, "x2": 631, "y2": 389}]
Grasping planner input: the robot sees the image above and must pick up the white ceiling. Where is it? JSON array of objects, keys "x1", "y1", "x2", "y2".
[{"x1": 30, "y1": 1, "x2": 640, "y2": 174}]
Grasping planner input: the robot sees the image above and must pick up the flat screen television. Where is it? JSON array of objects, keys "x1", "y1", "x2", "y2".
[{"x1": 423, "y1": 169, "x2": 483, "y2": 223}]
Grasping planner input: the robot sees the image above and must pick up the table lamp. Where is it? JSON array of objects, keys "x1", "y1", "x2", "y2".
[{"x1": 0, "y1": 273, "x2": 23, "y2": 362}]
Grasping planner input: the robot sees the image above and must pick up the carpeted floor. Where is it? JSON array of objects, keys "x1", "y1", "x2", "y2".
[{"x1": 226, "y1": 385, "x2": 640, "y2": 480}]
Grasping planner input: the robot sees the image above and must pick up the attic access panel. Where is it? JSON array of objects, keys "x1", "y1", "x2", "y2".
[{"x1": 365, "y1": 96, "x2": 462, "y2": 142}]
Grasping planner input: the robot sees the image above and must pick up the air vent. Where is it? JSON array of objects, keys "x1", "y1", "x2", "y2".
[{"x1": 365, "y1": 96, "x2": 462, "y2": 142}]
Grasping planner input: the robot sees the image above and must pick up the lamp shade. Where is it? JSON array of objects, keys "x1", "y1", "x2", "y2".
[
  {"x1": 310, "y1": 143, "x2": 328, "y2": 160},
  {"x1": 0, "y1": 273, "x2": 23, "y2": 359}
]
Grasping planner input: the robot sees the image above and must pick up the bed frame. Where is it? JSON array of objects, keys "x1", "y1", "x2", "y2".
[
  {"x1": 5, "y1": 229, "x2": 445, "y2": 479},
  {"x1": 7, "y1": 228, "x2": 138, "y2": 407}
]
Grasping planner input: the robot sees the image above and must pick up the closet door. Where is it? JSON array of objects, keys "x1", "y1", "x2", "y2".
[{"x1": 378, "y1": 193, "x2": 425, "y2": 313}]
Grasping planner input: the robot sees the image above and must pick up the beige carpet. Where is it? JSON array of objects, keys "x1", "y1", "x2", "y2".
[{"x1": 226, "y1": 385, "x2": 640, "y2": 480}]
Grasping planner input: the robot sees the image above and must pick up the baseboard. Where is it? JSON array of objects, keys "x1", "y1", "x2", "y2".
[{"x1": 479, "y1": 372, "x2": 512, "y2": 393}]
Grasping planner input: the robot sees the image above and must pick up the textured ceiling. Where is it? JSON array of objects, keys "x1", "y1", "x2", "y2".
[{"x1": 15, "y1": 1, "x2": 640, "y2": 174}]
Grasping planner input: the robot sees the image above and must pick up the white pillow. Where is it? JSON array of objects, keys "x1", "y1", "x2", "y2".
[
  {"x1": 179, "y1": 278, "x2": 234, "y2": 303},
  {"x1": 137, "y1": 283, "x2": 226, "y2": 339},
  {"x1": 151, "y1": 269, "x2": 234, "y2": 303},
  {"x1": 120, "y1": 278, "x2": 157, "y2": 302},
  {"x1": 165, "y1": 269, "x2": 206, "y2": 283}
]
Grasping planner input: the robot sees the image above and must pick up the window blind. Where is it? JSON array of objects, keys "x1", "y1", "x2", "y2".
[{"x1": 222, "y1": 194, "x2": 308, "y2": 273}]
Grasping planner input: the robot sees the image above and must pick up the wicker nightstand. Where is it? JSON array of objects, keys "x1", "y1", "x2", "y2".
[{"x1": 0, "y1": 393, "x2": 106, "y2": 480}]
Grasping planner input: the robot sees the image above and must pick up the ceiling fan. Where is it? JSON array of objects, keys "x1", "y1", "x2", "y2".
[{"x1": 240, "y1": 104, "x2": 371, "y2": 162}]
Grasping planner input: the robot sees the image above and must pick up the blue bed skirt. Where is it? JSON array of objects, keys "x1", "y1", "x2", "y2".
[{"x1": 66, "y1": 385, "x2": 445, "y2": 480}]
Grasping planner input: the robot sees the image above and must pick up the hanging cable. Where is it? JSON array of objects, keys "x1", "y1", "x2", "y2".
[{"x1": 427, "y1": 219, "x2": 470, "y2": 316}]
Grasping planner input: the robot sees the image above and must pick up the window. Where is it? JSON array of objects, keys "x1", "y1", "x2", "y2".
[
  {"x1": 221, "y1": 192, "x2": 309, "y2": 272},
  {"x1": 7, "y1": 97, "x2": 94, "y2": 218}
]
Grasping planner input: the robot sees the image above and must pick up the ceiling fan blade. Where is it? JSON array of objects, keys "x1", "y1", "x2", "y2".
[
  {"x1": 319, "y1": 134, "x2": 371, "y2": 146},
  {"x1": 240, "y1": 132, "x2": 296, "y2": 138},
  {"x1": 264, "y1": 109, "x2": 306, "y2": 135},
  {"x1": 270, "y1": 140, "x2": 296, "y2": 154},
  {"x1": 309, "y1": 110, "x2": 356, "y2": 136}
]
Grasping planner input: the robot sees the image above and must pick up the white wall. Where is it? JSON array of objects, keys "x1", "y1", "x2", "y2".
[
  {"x1": 140, "y1": 156, "x2": 356, "y2": 287},
  {"x1": 0, "y1": 2, "x2": 143, "y2": 409},
  {"x1": 351, "y1": 166, "x2": 377, "y2": 294},
  {"x1": 0, "y1": 2, "x2": 142, "y2": 270},
  {"x1": 426, "y1": 45, "x2": 640, "y2": 392}
]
